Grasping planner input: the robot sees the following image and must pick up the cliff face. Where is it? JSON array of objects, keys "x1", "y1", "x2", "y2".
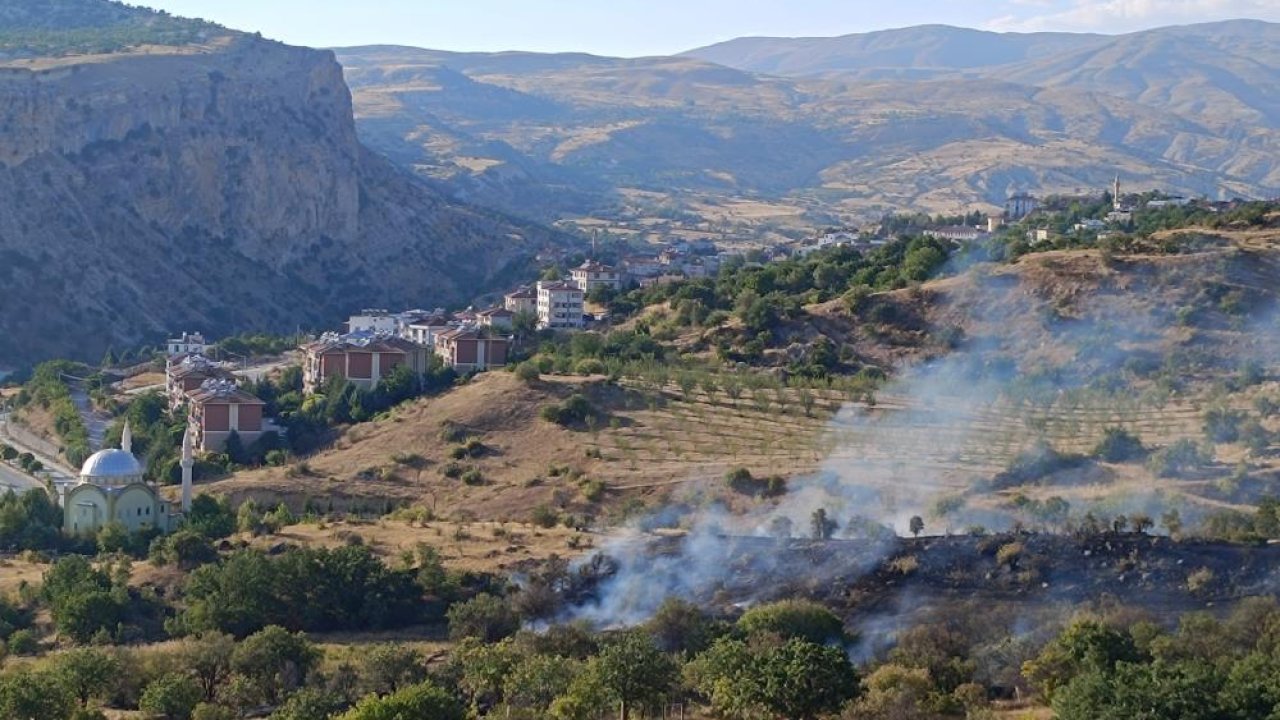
[{"x1": 0, "y1": 37, "x2": 557, "y2": 368}]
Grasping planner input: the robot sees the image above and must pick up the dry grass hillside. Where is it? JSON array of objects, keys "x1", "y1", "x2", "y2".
[{"x1": 213, "y1": 234, "x2": 1280, "y2": 531}]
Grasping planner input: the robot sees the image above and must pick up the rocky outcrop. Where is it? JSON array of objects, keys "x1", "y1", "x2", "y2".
[{"x1": 0, "y1": 36, "x2": 561, "y2": 368}]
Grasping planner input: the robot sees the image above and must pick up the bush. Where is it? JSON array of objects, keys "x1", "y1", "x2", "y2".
[
  {"x1": 461, "y1": 469, "x2": 485, "y2": 486},
  {"x1": 446, "y1": 594, "x2": 519, "y2": 642},
  {"x1": 1204, "y1": 407, "x2": 1247, "y2": 443},
  {"x1": 737, "y1": 600, "x2": 846, "y2": 644},
  {"x1": 1094, "y1": 427, "x2": 1146, "y2": 462},
  {"x1": 530, "y1": 506, "x2": 559, "y2": 529},
  {"x1": 1149, "y1": 439, "x2": 1212, "y2": 478}
]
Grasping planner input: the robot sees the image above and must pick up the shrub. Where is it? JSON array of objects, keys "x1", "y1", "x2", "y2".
[
  {"x1": 1148, "y1": 439, "x2": 1212, "y2": 478},
  {"x1": 442, "y1": 462, "x2": 464, "y2": 479},
  {"x1": 580, "y1": 479, "x2": 606, "y2": 503},
  {"x1": 514, "y1": 362, "x2": 541, "y2": 383},
  {"x1": 1204, "y1": 407, "x2": 1247, "y2": 443},
  {"x1": 461, "y1": 469, "x2": 485, "y2": 486},
  {"x1": 530, "y1": 505, "x2": 559, "y2": 529},
  {"x1": 1094, "y1": 427, "x2": 1146, "y2": 462}
]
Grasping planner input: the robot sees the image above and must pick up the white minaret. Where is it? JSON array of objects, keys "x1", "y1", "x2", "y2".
[
  {"x1": 1113, "y1": 175, "x2": 1122, "y2": 211},
  {"x1": 121, "y1": 420, "x2": 132, "y2": 454},
  {"x1": 180, "y1": 425, "x2": 194, "y2": 513}
]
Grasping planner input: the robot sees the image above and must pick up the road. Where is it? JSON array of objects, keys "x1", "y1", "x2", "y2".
[{"x1": 0, "y1": 410, "x2": 77, "y2": 481}]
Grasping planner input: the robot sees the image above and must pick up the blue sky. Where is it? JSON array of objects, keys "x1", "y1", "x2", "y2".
[{"x1": 144, "y1": 0, "x2": 1280, "y2": 56}]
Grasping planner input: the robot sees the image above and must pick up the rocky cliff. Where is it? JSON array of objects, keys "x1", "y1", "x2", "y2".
[{"x1": 0, "y1": 36, "x2": 560, "y2": 368}]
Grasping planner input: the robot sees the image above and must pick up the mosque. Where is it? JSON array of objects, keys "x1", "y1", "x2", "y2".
[{"x1": 61, "y1": 421, "x2": 194, "y2": 536}]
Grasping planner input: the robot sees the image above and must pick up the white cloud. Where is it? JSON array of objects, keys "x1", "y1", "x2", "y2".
[{"x1": 988, "y1": 0, "x2": 1280, "y2": 33}]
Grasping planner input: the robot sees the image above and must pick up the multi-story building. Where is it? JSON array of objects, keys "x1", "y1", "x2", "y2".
[
  {"x1": 537, "y1": 281, "x2": 585, "y2": 330},
  {"x1": 477, "y1": 307, "x2": 515, "y2": 330},
  {"x1": 301, "y1": 333, "x2": 430, "y2": 393},
  {"x1": 166, "y1": 332, "x2": 210, "y2": 357},
  {"x1": 435, "y1": 327, "x2": 511, "y2": 373},
  {"x1": 186, "y1": 379, "x2": 266, "y2": 453},
  {"x1": 570, "y1": 260, "x2": 622, "y2": 293},
  {"x1": 165, "y1": 354, "x2": 237, "y2": 410},
  {"x1": 504, "y1": 288, "x2": 538, "y2": 315}
]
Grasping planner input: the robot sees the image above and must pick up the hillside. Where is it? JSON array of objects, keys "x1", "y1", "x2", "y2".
[
  {"x1": 215, "y1": 232, "x2": 1280, "y2": 538},
  {"x1": 0, "y1": 2, "x2": 567, "y2": 370},
  {"x1": 336, "y1": 22, "x2": 1280, "y2": 239}
]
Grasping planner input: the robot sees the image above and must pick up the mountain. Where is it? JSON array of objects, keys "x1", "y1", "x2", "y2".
[
  {"x1": 682, "y1": 25, "x2": 1110, "y2": 79},
  {"x1": 335, "y1": 23, "x2": 1280, "y2": 240},
  {"x1": 0, "y1": 1, "x2": 565, "y2": 369}
]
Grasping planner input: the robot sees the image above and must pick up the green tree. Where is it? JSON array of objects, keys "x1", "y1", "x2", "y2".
[
  {"x1": 139, "y1": 673, "x2": 202, "y2": 720},
  {"x1": 230, "y1": 626, "x2": 319, "y2": 705},
  {"x1": 590, "y1": 631, "x2": 678, "y2": 720},
  {"x1": 0, "y1": 670, "x2": 76, "y2": 720},
  {"x1": 338, "y1": 681, "x2": 464, "y2": 720},
  {"x1": 179, "y1": 632, "x2": 236, "y2": 703},
  {"x1": 1024, "y1": 620, "x2": 1143, "y2": 701},
  {"x1": 359, "y1": 644, "x2": 426, "y2": 696},
  {"x1": 504, "y1": 653, "x2": 581, "y2": 713},
  {"x1": 51, "y1": 647, "x2": 120, "y2": 708},
  {"x1": 738, "y1": 600, "x2": 846, "y2": 645},
  {"x1": 268, "y1": 688, "x2": 344, "y2": 720},
  {"x1": 446, "y1": 593, "x2": 519, "y2": 643}
]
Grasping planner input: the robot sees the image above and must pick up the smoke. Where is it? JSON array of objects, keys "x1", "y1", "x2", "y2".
[{"x1": 567, "y1": 244, "x2": 1280, "y2": 627}]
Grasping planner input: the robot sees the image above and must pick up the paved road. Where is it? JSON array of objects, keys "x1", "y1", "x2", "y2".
[
  {"x1": 0, "y1": 462, "x2": 42, "y2": 494},
  {"x1": 0, "y1": 411, "x2": 76, "y2": 481}
]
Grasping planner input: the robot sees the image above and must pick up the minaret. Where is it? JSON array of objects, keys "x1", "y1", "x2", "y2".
[
  {"x1": 1113, "y1": 175, "x2": 1122, "y2": 211},
  {"x1": 180, "y1": 425, "x2": 194, "y2": 513},
  {"x1": 121, "y1": 420, "x2": 132, "y2": 454}
]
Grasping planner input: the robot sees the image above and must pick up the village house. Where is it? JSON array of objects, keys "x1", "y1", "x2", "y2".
[
  {"x1": 621, "y1": 255, "x2": 664, "y2": 280},
  {"x1": 503, "y1": 287, "x2": 538, "y2": 315},
  {"x1": 166, "y1": 332, "x2": 210, "y2": 357},
  {"x1": 570, "y1": 260, "x2": 622, "y2": 293},
  {"x1": 434, "y1": 327, "x2": 511, "y2": 373},
  {"x1": 1005, "y1": 192, "x2": 1039, "y2": 221},
  {"x1": 187, "y1": 379, "x2": 267, "y2": 453},
  {"x1": 537, "y1": 281, "x2": 585, "y2": 330},
  {"x1": 345, "y1": 309, "x2": 398, "y2": 334},
  {"x1": 165, "y1": 354, "x2": 237, "y2": 410},
  {"x1": 403, "y1": 312, "x2": 454, "y2": 348},
  {"x1": 301, "y1": 332, "x2": 430, "y2": 393},
  {"x1": 477, "y1": 307, "x2": 515, "y2": 330}
]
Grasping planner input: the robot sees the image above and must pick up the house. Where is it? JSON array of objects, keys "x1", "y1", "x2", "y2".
[
  {"x1": 621, "y1": 256, "x2": 664, "y2": 279},
  {"x1": 504, "y1": 287, "x2": 538, "y2": 315},
  {"x1": 345, "y1": 309, "x2": 398, "y2": 335},
  {"x1": 1026, "y1": 228, "x2": 1052, "y2": 243},
  {"x1": 166, "y1": 332, "x2": 210, "y2": 357},
  {"x1": 570, "y1": 260, "x2": 622, "y2": 293},
  {"x1": 187, "y1": 379, "x2": 267, "y2": 453},
  {"x1": 403, "y1": 312, "x2": 453, "y2": 348},
  {"x1": 925, "y1": 226, "x2": 987, "y2": 243},
  {"x1": 165, "y1": 354, "x2": 237, "y2": 410},
  {"x1": 301, "y1": 333, "x2": 430, "y2": 393},
  {"x1": 537, "y1": 281, "x2": 585, "y2": 330},
  {"x1": 1006, "y1": 193, "x2": 1039, "y2": 221},
  {"x1": 434, "y1": 327, "x2": 511, "y2": 372},
  {"x1": 477, "y1": 307, "x2": 515, "y2": 330},
  {"x1": 1074, "y1": 218, "x2": 1106, "y2": 232}
]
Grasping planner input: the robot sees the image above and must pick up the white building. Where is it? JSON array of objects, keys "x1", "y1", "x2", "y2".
[
  {"x1": 570, "y1": 261, "x2": 622, "y2": 293},
  {"x1": 537, "y1": 281, "x2": 585, "y2": 330},
  {"x1": 345, "y1": 310, "x2": 399, "y2": 335},
  {"x1": 166, "y1": 332, "x2": 210, "y2": 357}
]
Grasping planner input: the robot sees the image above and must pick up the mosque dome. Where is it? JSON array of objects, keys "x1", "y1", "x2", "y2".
[{"x1": 79, "y1": 449, "x2": 143, "y2": 485}]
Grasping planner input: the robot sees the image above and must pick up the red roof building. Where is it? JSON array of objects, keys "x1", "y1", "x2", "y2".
[
  {"x1": 434, "y1": 327, "x2": 511, "y2": 373},
  {"x1": 186, "y1": 379, "x2": 267, "y2": 453},
  {"x1": 301, "y1": 333, "x2": 430, "y2": 394}
]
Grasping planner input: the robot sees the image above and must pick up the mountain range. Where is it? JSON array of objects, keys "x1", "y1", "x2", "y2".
[{"x1": 338, "y1": 20, "x2": 1280, "y2": 236}]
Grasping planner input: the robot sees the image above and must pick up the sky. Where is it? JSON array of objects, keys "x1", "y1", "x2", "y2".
[{"x1": 142, "y1": 0, "x2": 1280, "y2": 56}]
